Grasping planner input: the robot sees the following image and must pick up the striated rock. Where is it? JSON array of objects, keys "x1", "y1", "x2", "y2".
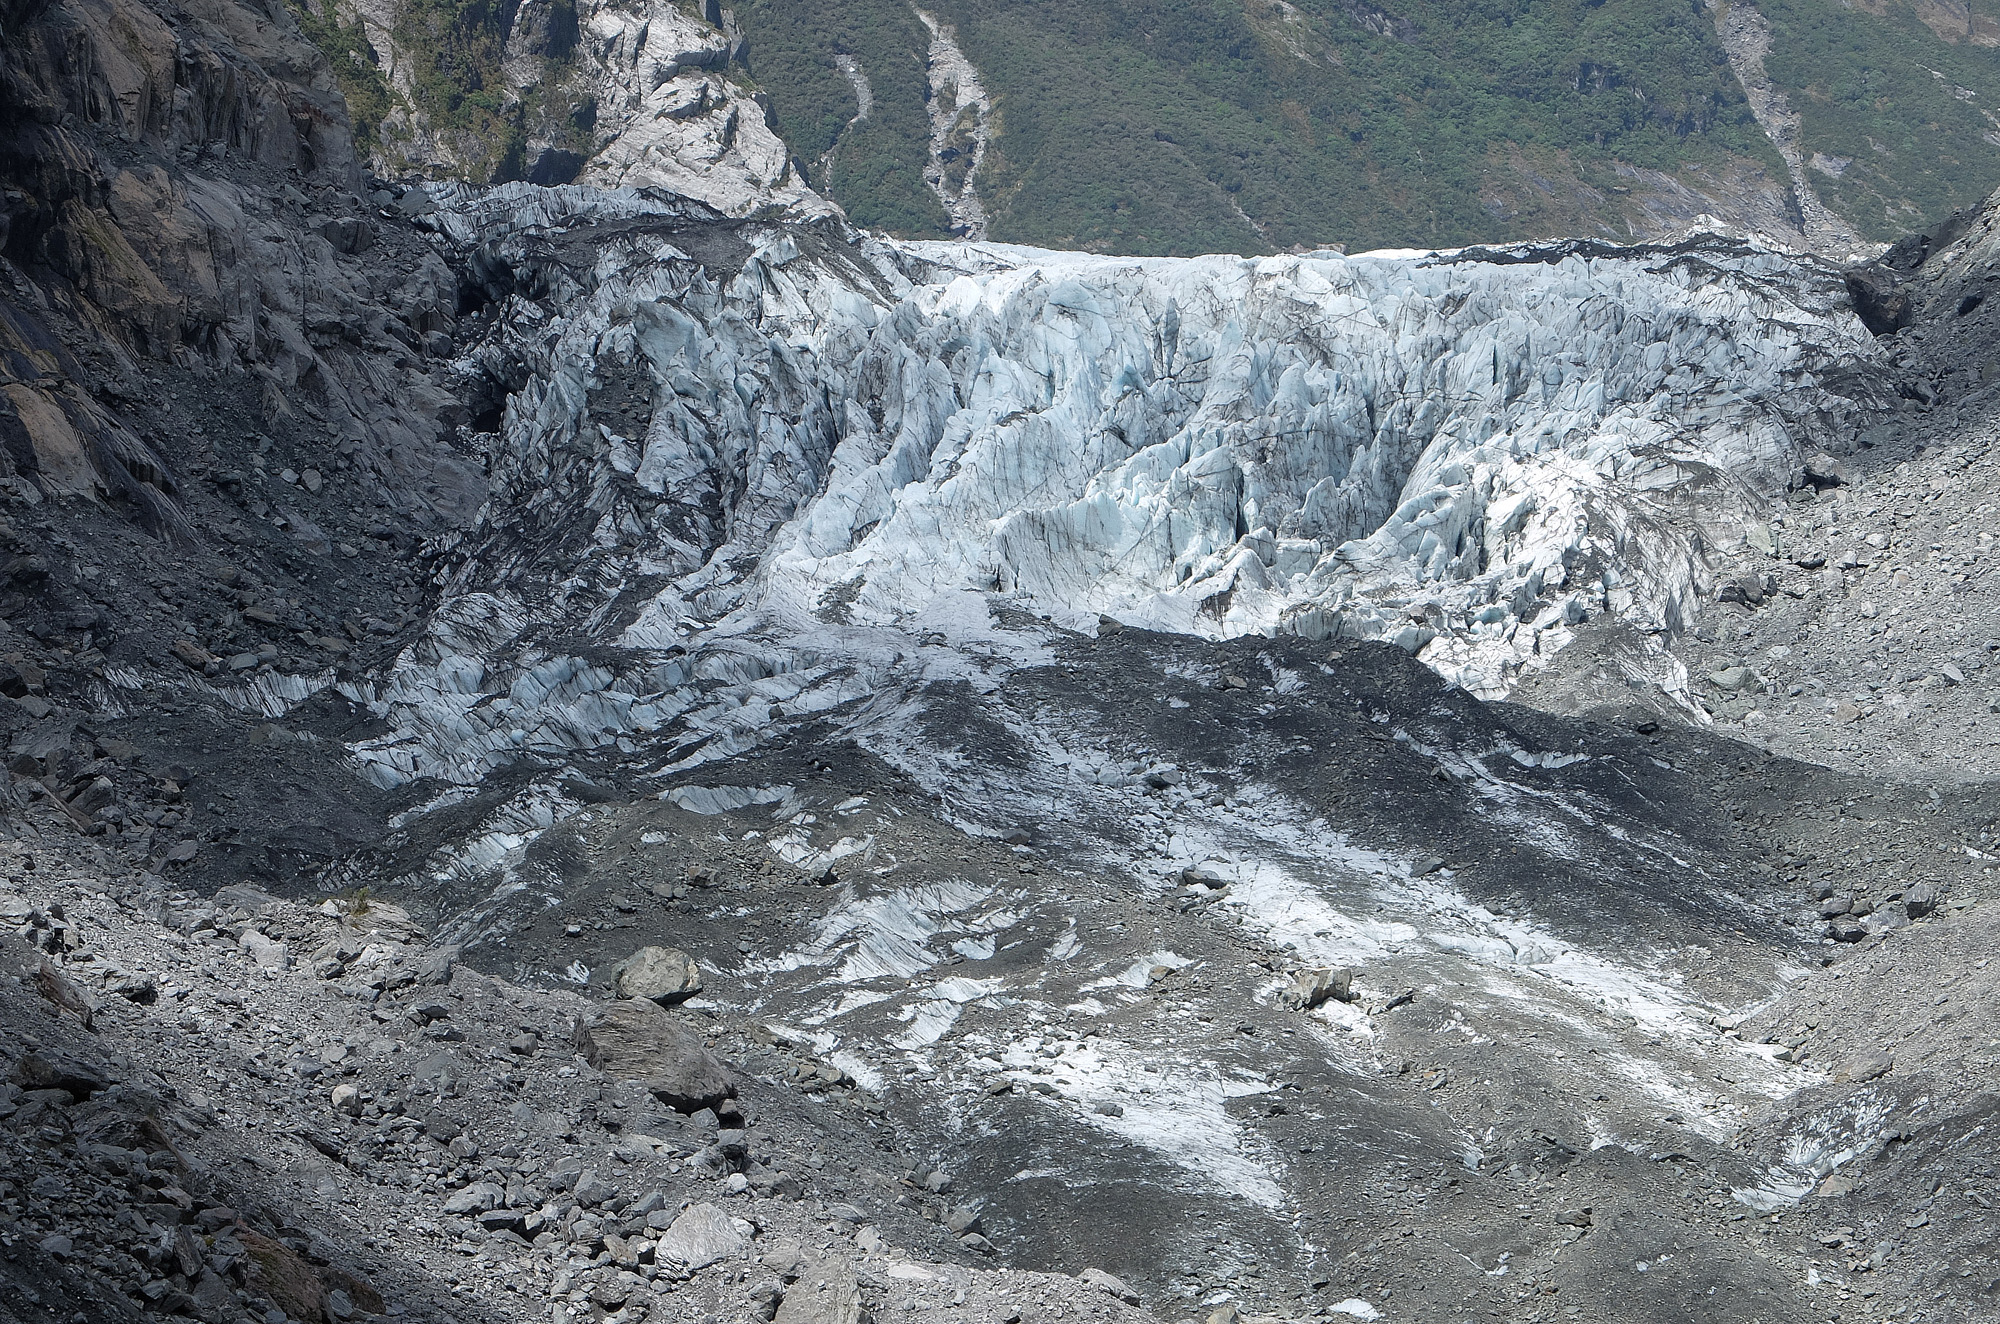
[
  {"x1": 32, "y1": 959, "x2": 98, "y2": 1030},
  {"x1": 654, "y1": 1202, "x2": 745, "y2": 1269},
  {"x1": 576, "y1": 998, "x2": 736, "y2": 1111},
  {"x1": 609, "y1": 945, "x2": 703, "y2": 1004}
]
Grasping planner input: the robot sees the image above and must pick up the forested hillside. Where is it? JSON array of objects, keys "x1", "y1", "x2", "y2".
[{"x1": 734, "y1": 0, "x2": 2000, "y2": 254}]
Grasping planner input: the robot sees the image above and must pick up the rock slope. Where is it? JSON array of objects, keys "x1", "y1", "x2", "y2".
[{"x1": 0, "y1": 846, "x2": 1160, "y2": 1324}]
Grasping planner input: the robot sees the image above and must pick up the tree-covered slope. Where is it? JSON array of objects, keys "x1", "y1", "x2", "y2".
[
  {"x1": 733, "y1": 0, "x2": 2000, "y2": 254},
  {"x1": 1761, "y1": 0, "x2": 2000, "y2": 242}
]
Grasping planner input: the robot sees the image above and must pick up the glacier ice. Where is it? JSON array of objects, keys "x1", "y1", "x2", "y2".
[{"x1": 355, "y1": 189, "x2": 1893, "y2": 793}]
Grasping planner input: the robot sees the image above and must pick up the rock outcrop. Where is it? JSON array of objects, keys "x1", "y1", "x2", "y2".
[
  {"x1": 0, "y1": 0, "x2": 478, "y2": 538},
  {"x1": 343, "y1": 0, "x2": 828, "y2": 215}
]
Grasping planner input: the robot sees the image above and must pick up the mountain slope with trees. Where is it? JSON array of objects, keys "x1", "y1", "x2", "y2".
[{"x1": 734, "y1": 0, "x2": 2000, "y2": 254}]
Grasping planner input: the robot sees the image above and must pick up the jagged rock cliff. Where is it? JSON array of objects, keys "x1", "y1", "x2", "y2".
[
  {"x1": 322, "y1": 0, "x2": 825, "y2": 214},
  {"x1": 0, "y1": 0, "x2": 477, "y2": 532}
]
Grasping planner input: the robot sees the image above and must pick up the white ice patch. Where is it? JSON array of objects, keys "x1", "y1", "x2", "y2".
[
  {"x1": 932, "y1": 976, "x2": 1007, "y2": 1002},
  {"x1": 197, "y1": 669, "x2": 337, "y2": 719},
  {"x1": 830, "y1": 1050, "x2": 883, "y2": 1093},
  {"x1": 1218, "y1": 857, "x2": 1423, "y2": 967},
  {"x1": 831, "y1": 990, "x2": 893, "y2": 1017},
  {"x1": 1171, "y1": 798, "x2": 1721, "y2": 1041},
  {"x1": 769, "y1": 832, "x2": 874, "y2": 874},
  {"x1": 1002, "y1": 1037, "x2": 1285, "y2": 1208},
  {"x1": 405, "y1": 783, "x2": 583, "y2": 947},
  {"x1": 1082, "y1": 949, "x2": 1192, "y2": 992},
  {"x1": 1733, "y1": 1090, "x2": 1900, "y2": 1210},
  {"x1": 894, "y1": 1000, "x2": 962, "y2": 1048},
  {"x1": 745, "y1": 878, "x2": 995, "y2": 983}
]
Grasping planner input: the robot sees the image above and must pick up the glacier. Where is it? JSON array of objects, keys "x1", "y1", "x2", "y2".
[{"x1": 337, "y1": 186, "x2": 1898, "y2": 790}]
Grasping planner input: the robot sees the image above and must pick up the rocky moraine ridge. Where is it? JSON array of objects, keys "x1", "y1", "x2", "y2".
[{"x1": 10, "y1": 0, "x2": 2000, "y2": 1322}]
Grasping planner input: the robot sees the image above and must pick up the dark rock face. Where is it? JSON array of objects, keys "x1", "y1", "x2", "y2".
[
  {"x1": 1844, "y1": 186, "x2": 2000, "y2": 403},
  {"x1": 0, "y1": 0, "x2": 484, "y2": 544},
  {"x1": 0, "y1": 0, "x2": 501, "y2": 894},
  {"x1": 1845, "y1": 264, "x2": 1916, "y2": 336}
]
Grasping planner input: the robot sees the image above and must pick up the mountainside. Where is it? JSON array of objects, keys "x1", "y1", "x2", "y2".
[
  {"x1": 272, "y1": 0, "x2": 2000, "y2": 254},
  {"x1": 732, "y1": 0, "x2": 2000, "y2": 255},
  {"x1": 12, "y1": 0, "x2": 2000, "y2": 1323}
]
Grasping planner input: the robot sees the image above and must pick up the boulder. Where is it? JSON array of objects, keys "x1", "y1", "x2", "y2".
[
  {"x1": 441, "y1": 1181, "x2": 504, "y2": 1214},
  {"x1": 1833, "y1": 1050, "x2": 1892, "y2": 1085},
  {"x1": 655, "y1": 1202, "x2": 745, "y2": 1270},
  {"x1": 240, "y1": 929, "x2": 290, "y2": 971},
  {"x1": 609, "y1": 946, "x2": 703, "y2": 1004},
  {"x1": 1277, "y1": 966, "x2": 1354, "y2": 1011},
  {"x1": 774, "y1": 1253, "x2": 864, "y2": 1324},
  {"x1": 572, "y1": 1169, "x2": 620, "y2": 1208},
  {"x1": 1802, "y1": 451, "x2": 1850, "y2": 489},
  {"x1": 575, "y1": 998, "x2": 736, "y2": 1111},
  {"x1": 1078, "y1": 1267, "x2": 1140, "y2": 1304},
  {"x1": 1707, "y1": 666, "x2": 1754, "y2": 691},
  {"x1": 1905, "y1": 882, "x2": 1939, "y2": 919}
]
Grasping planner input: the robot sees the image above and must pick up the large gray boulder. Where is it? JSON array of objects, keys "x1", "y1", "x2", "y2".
[
  {"x1": 576, "y1": 998, "x2": 736, "y2": 1112},
  {"x1": 1276, "y1": 966, "x2": 1354, "y2": 1011},
  {"x1": 654, "y1": 1202, "x2": 745, "y2": 1270},
  {"x1": 608, "y1": 945, "x2": 703, "y2": 1004},
  {"x1": 774, "y1": 1254, "x2": 864, "y2": 1324}
]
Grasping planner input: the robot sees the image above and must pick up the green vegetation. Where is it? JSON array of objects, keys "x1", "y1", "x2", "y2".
[
  {"x1": 738, "y1": 0, "x2": 1783, "y2": 253},
  {"x1": 392, "y1": 0, "x2": 532, "y2": 180},
  {"x1": 290, "y1": 0, "x2": 396, "y2": 156},
  {"x1": 733, "y1": 0, "x2": 2000, "y2": 253},
  {"x1": 291, "y1": 0, "x2": 2000, "y2": 245},
  {"x1": 736, "y1": 0, "x2": 950, "y2": 235},
  {"x1": 938, "y1": 0, "x2": 1791, "y2": 251},
  {"x1": 1761, "y1": 0, "x2": 2000, "y2": 241}
]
